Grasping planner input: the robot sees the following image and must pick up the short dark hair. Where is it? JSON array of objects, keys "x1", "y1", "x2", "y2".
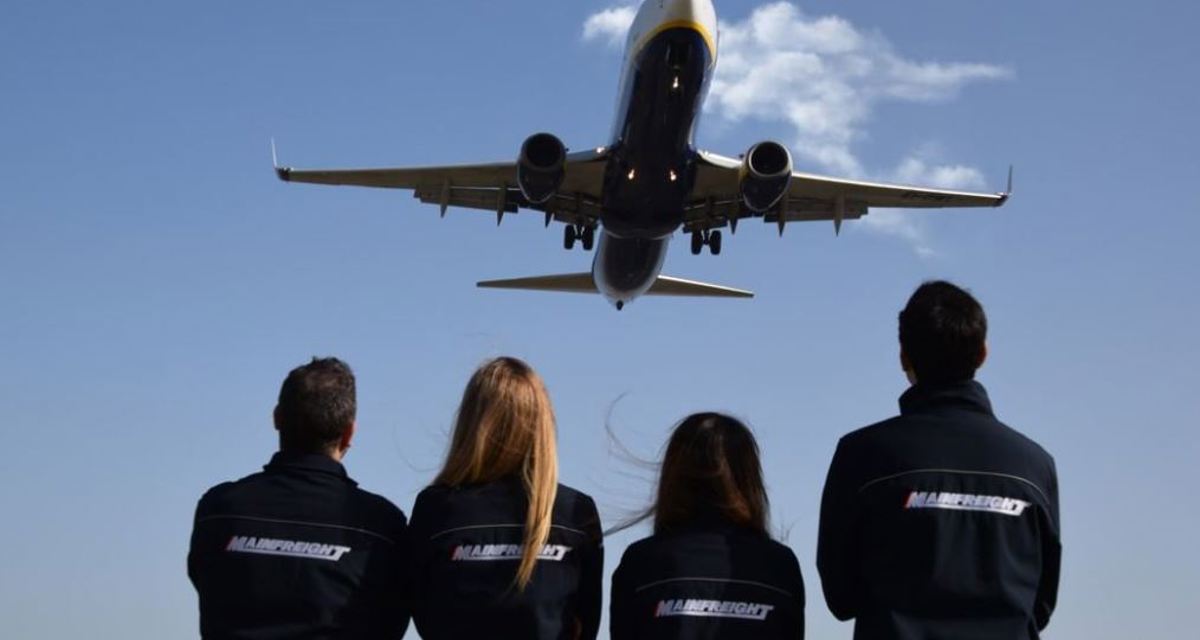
[
  {"x1": 899, "y1": 281, "x2": 988, "y2": 384},
  {"x1": 276, "y1": 357, "x2": 356, "y2": 453}
]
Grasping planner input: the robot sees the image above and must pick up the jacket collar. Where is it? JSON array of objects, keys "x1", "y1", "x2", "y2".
[
  {"x1": 265, "y1": 451, "x2": 356, "y2": 486},
  {"x1": 899, "y1": 379, "x2": 995, "y2": 417}
]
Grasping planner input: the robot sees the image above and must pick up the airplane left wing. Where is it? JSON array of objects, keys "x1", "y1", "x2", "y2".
[
  {"x1": 275, "y1": 149, "x2": 609, "y2": 225},
  {"x1": 687, "y1": 150, "x2": 1009, "y2": 234}
]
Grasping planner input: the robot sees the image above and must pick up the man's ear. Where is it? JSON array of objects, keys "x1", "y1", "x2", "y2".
[
  {"x1": 977, "y1": 342, "x2": 989, "y2": 370},
  {"x1": 273, "y1": 406, "x2": 281, "y2": 432},
  {"x1": 900, "y1": 349, "x2": 918, "y2": 385},
  {"x1": 339, "y1": 421, "x2": 356, "y2": 452}
]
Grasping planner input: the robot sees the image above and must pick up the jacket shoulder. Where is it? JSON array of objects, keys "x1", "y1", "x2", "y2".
[
  {"x1": 194, "y1": 480, "x2": 237, "y2": 516},
  {"x1": 194, "y1": 468, "x2": 267, "y2": 514},
  {"x1": 350, "y1": 485, "x2": 408, "y2": 526},
  {"x1": 837, "y1": 415, "x2": 905, "y2": 451},
  {"x1": 554, "y1": 483, "x2": 596, "y2": 512},
  {"x1": 555, "y1": 483, "x2": 601, "y2": 536},
  {"x1": 994, "y1": 420, "x2": 1055, "y2": 461}
]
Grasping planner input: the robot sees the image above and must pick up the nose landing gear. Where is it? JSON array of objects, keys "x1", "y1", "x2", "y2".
[
  {"x1": 563, "y1": 225, "x2": 596, "y2": 251},
  {"x1": 690, "y1": 230, "x2": 723, "y2": 256}
]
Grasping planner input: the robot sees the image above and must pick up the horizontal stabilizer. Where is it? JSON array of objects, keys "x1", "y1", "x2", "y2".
[
  {"x1": 477, "y1": 273, "x2": 597, "y2": 294},
  {"x1": 647, "y1": 275, "x2": 753, "y2": 298},
  {"x1": 476, "y1": 273, "x2": 753, "y2": 298}
]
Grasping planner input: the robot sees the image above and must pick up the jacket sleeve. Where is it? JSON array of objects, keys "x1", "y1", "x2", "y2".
[
  {"x1": 1034, "y1": 458, "x2": 1062, "y2": 631},
  {"x1": 787, "y1": 548, "x2": 807, "y2": 640},
  {"x1": 816, "y1": 439, "x2": 863, "y2": 621},
  {"x1": 576, "y1": 496, "x2": 604, "y2": 640},
  {"x1": 187, "y1": 492, "x2": 210, "y2": 592},
  {"x1": 608, "y1": 552, "x2": 635, "y2": 640},
  {"x1": 384, "y1": 514, "x2": 412, "y2": 640},
  {"x1": 405, "y1": 491, "x2": 433, "y2": 634}
]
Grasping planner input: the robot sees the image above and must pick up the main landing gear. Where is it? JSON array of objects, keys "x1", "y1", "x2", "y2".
[
  {"x1": 690, "y1": 229, "x2": 722, "y2": 256},
  {"x1": 564, "y1": 225, "x2": 595, "y2": 251}
]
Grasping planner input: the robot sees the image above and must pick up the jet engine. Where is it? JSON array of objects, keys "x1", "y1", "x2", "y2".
[
  {"x1": 739, "y1": 141, "x2": 793, "y2": 213},
  {"x1": 517, "y1": 133, "x2": 567, "y2": 204}
]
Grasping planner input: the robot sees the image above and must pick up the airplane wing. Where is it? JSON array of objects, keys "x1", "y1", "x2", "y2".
[
  {"x1": 275, "y1": 148, "x2": 609, "y2": 226},
  {"x1": 687, "y1": 150, "x2": 1009, "y2": 234}
]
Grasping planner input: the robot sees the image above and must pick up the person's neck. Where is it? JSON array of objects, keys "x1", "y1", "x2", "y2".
[{"x1": 278, "y1": 446, "x2": 344, "y2": 463}]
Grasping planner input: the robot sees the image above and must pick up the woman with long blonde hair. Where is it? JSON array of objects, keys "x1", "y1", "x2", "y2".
[{"x1": 408, "y1": 357, "x2": 603, "y2": 640}]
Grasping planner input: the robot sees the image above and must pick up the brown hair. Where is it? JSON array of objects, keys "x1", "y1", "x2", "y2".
[
  {"x1": 434, "y1": 357, "x2": 559, "y2": 589},
  {"x1": 608, "y1": 412, "x2": 770, "y2": 536},
  {"x1": 276, "y1": 357, "x2": 356, "y2": 454}
]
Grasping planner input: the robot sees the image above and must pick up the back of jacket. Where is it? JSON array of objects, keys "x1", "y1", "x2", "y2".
[
  {"x1": 188, "y1": 452, "x2": 409, "y2": 640},
  {"x1": 817, "y1": 381, "x2": 1061, "y2": 640},
  {"x1": 408, "y1": 480, "x2": 603, "y2": 640},
  {"x1": 611, "y1": 524, "x2": 805, "y2": 640}
]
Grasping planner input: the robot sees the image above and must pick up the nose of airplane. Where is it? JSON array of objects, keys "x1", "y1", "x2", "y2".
[
  {"x1": 666, "y1": 0, "x2": 714, "y2": 16},
  {"x1": 660, "y1": 0, "x2": 718, "y2": 39}
]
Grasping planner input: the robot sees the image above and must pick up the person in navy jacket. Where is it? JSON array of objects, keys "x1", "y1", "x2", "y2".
[
  {"x1": 188, "y1": 357, "x2": 409, "y2": 639},
  {"x1": 407, "y1": 357, "x2": 603, "y2": 640},
  {"x1": 610, "y1": 413, "x2": 804, "y2": 640},
  {"x1": 818, "y1": 281, "x2": 1061, "y2": 640}
]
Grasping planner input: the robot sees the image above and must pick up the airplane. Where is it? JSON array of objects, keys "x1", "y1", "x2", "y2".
[{"x1": 275, "y1": 0, "x2": 1010, "y2": 310}]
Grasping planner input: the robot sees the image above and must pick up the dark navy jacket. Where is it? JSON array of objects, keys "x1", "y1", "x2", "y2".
[
  {"x1": 407, "y1": 479, "x2": 603, "y2": 640},
  {"x1": 611, "y1": 523, "x2": 805, "y2": 640},
  {"x1": 188, "y1": 452, "x2": 409, "y2": 639},
  {"x1": 817, "y1": 381, "x2": 1061, "y2": 640}
]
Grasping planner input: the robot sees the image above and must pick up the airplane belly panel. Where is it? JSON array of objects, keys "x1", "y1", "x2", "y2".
[{"x1": 592, "y1": 233, "x2": 669, "y2": 305}]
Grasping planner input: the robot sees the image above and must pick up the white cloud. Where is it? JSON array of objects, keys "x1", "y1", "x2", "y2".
[
  {"x1": 582, "y1": 1, "x2": 1011, "y2": 257},
  {"x1": 582, "y1": 6, "x2": 637, "y2": 48},
  {"x1": 854, "y1": 150, "x2": 990, "y2": 257}
]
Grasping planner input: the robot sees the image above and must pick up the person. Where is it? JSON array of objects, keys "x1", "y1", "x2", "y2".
[
  {"x1": 610, "y1": 413, "x2": 805, "y2": 640},
  {"x1": 407, "y1": 357, "x2": 603, "y2": 640},
  {"x1": 817, "y1": 281, "x2": 1061, "y2": 640},
  {"x1": 188, "y1": 357, "x2": 410, "y2": 639}
]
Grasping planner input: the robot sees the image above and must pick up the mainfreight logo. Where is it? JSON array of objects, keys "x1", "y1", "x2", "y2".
[
  {"x1": 226, "y1": 536, "x2": 352, "y2": 561},
  {"x1": 905, "y1": 491, "x2": 1031, "y2": 517},
  {"x1": 654, "y1": 599, "x2": 775, "y2": 621},
  {"x1": 450, "y1": 544, "x2": 570, "y2": 562}
]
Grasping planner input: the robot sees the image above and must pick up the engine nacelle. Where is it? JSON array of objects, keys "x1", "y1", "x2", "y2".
[
  {"x1": 517, "y1": 133, "x2": 567, "y2": 204},
  {"x1": 739, "y1": 141, "x2": 793, "y2": 213}
]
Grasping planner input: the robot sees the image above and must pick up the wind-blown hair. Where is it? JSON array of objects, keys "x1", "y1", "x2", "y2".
[
  {"x1": 613, "y1": 412, "x2": 769, "y2": 536},
  {"x1": 435, "y1": 357, "x2": 559, "y2": 590}
]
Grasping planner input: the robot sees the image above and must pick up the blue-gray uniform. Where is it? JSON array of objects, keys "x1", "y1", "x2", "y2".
[
  {"x1": 611, "y1": 522, "x2": 805, "y2": 640},
  {"x1": 188, "y1": 452, "x2": 409, "y2": 639},
  {"x1": 818, "y1": 381, "x2": 1061, "y2": 640},
  {"x1": 407, "y1": 479, "x2": 603, "y2": 640}
]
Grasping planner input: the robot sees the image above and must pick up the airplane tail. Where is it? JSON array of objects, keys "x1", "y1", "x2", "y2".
[{"x1": 476, "y1": 273, "x2": 753, "y2": 299}]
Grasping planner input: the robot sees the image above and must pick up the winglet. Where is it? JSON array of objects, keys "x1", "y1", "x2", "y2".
[
  {"x1": 272, "y1": 138, "x2": 291, "y2": 182},
  {"x1": 994, "y1": 165, "x2": 1013, "y2": 206}
]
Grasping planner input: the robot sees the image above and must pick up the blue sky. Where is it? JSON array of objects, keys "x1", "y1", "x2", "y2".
[{"x1": 1, "y1": 1, "x2": 1197, "y2": 638}]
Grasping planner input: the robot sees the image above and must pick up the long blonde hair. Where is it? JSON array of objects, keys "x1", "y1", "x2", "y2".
[{"x1": 435, "y1": 357, "x2": 559, "y2": 590}]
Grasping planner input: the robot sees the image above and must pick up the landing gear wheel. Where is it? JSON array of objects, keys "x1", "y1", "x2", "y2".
[
  {"x1": 709, "y1": 230, "x2": 722, "y2": 256},
  {"x1": 563, "y1": 225, "x2": 577, "y2": 250},
  {"x1": 691, "y1": 231, "x2": 704, "y2": 255},
  {"x1": 581, "y1": 226, "x2": 595, "y2": 251}
]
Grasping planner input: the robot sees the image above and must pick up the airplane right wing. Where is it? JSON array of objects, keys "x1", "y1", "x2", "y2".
[
  {"x1": 275, "y1": 148, "x2": 609, "y2": 226},
  {"x1": 687, "y1": 150, "x2": 1009, "y2": 234}
]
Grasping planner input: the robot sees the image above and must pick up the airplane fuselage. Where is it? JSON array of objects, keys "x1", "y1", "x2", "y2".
[{"x1": 592, "y1": 0, "x2": 718, "y2": 308}]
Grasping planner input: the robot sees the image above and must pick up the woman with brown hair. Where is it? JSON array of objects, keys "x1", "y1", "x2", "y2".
[
  {"x1": 610, "y1": 412, "x2": 804, "y2": 639},
  {"x1": 407, "y1": 357, "x2": 603, "y2": 640}
]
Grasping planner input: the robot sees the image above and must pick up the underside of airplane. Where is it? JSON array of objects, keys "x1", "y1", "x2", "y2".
[{"x1": 276, "y1": 0, "x2": 1009, "y2": 310}]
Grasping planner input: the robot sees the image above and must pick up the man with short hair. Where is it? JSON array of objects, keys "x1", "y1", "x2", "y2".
[
  {"x1": 189, "y1": 358, "x2": 409, "y2": 639},
  {"x1": 817, "y1": 281, "x2": 1061, "y2": 640}
]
